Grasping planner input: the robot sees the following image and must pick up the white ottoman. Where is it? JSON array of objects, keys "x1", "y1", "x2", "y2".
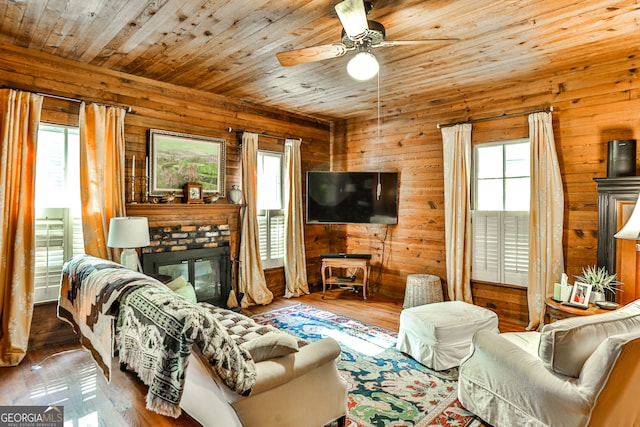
[{"x1": 396, "y1": 301, "x2": 499, "y2": 370}]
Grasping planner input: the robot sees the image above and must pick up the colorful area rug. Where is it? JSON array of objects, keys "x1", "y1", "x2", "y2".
[{"x1": 252, "y1": 304, "x2": 481, "y2": 427}]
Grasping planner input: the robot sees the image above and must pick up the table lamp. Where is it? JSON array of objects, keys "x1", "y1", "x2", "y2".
[{"x1": 107, "y1": 216, "x2": 150, "y2": 271}]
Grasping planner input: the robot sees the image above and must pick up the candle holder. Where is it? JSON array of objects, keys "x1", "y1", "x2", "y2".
[
  {"x1": 139, "y1": 176, "x2": 148, "y2": 203},
  {"x1": 126, "y1": 176, "x2": 138, "y2": 204}
]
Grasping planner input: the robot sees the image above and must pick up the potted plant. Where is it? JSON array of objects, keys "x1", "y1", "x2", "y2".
[{"x1": 573, "y1": 265, "x2": 622, "y2": 303}]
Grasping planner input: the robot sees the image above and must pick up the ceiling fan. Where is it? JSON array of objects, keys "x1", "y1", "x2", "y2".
[{"x1": 276, "y1": 0, "x2": 458, "y2": 80}]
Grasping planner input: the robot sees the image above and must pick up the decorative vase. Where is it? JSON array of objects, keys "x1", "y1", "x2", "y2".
[
  {"x1": 590, "y1": 291, "x2": 606, "y2": 304},
  {"x1": 228, "y1": 185, "x2": 242, "y2": 204}
]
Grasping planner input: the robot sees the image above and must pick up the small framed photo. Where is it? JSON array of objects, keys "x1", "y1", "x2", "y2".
[{"x1": 567, "y1": 282, "x2": 592, "y2": 309}]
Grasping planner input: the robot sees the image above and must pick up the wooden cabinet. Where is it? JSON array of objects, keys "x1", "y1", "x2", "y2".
[{"x1": 594, "y1": 177, "x2": 640, "y2": 304}]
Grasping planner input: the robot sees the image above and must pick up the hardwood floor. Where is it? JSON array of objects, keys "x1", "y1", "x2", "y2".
[
  {"x1": 0, "y1": 289, "x2": 514, "y2": 426},
  {"x1": 245, "y1": 287, "x2": 405, "y2": 331}
]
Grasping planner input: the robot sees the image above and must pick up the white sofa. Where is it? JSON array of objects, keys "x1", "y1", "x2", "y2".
[
  {"x1": 59, "y1": 255, "x2": 347, "y2": 427},
  {"x1": 458, "y1": 299, "x2": 640, "y2": 427},
  {"x1": 182, "y1": 337, "x2": 346, "y2": 426},
  {"x1": 180, "y1": 306, "x2": 348, "y2": 427}
]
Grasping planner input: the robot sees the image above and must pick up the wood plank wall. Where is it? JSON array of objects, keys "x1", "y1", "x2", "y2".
[
  {"x1": 333, "y1": 54, "x2": 640, "y2": 326},
  {"x1": 0, "y1": 43, "x2": 333, "y2": 346},
  {"x1": 4, "y1": 44, "x2": 640, "y2": 333}
]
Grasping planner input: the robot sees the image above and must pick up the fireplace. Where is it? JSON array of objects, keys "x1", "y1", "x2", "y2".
[
  {"x1": 125, "y1": 203, "x2": 241, "y2": 308},
  {"x1": 142, "y1": 247, "x2": 231, "y2": 308}
]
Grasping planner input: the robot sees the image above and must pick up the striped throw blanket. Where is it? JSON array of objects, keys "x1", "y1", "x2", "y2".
[{"x1": 58, "y1": 255, "x2": 256, "y2": 418}]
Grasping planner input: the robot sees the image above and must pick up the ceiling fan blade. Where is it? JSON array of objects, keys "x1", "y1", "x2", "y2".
[
  {"x1": 335, "y1": 0, "x2": 369, "y2": 40},
  {"x1": 376, "y1": 39, "x2": 460, "y2": 47},
  {"x1": 276, "y1": 43, "x2": 349, "y2": 67}
]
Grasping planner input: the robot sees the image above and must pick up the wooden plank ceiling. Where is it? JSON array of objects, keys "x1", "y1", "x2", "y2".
[{"x1": 1, "y1": 0, "x2": 639, "y2": 121}]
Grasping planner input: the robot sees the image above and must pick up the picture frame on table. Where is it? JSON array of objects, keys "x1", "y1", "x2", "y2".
[
  {"x1": 148, "y1": 129, "x2": 226, "y2": 197},
  {"x1": 565, "y1": 282, "x2": 592, "y2": 309}
]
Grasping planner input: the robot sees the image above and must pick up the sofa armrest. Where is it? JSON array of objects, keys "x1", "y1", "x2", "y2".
[
  {"x1": 251, "y1": 337, "x2": 341, "y2": 394},
  {"x1": 459, "y1": 330, "x2": 590, "y2": 427}
]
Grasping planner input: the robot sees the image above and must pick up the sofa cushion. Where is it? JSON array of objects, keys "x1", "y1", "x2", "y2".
[
  {"x1": 165, "y1": 275, "x2": 197, "y2": 303},
  {"x1": 199, "y1": 304, "x2": 307, "y2": 361},
  {"x1": 240, "y1": 331, "x2": 299, "y2": 362},
  {"x1": 166, "y1": 275, "x2": 189, "y2": 291},
  {"x1": 539, "y1": 299, "x2": 640, "y2": 377}
]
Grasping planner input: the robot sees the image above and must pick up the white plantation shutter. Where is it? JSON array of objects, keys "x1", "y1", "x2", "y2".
[
  {"x1": 472, "y1": 211, "x2": 500, "y2": 282},
  {"x1": 34, "y1": 213, "x2": 65, "y2": 303},
  {"x1": 472, "y1": 210, "x2": 529, "y2": 286},
  {"x1": 269, "y1": 212, "x2": 285, "y2": 259},
  {"x1": 258, "y1": 209, "x2": 285, "y2": 268},
  {"x1": 258, "y1": 214, "x2": 268, "y2": 261},
  {"x1": 72, "y1": 214, "x2": 85, "y2": 255},
  {"x1": 34, "y1": 208, "x2": 84, "y2": 302},
  {"x1": 503, "y1": 212, "x2": 529, "y2": 286}
]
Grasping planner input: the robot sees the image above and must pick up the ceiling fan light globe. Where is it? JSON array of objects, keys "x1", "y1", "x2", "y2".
[{"x1": 347, "y1": 51, "x2": 379, "y2": 80}]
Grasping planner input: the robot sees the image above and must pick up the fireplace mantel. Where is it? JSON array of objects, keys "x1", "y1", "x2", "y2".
[{"x1": 126, "y1": 203, "x2": 243, "y2": 227}]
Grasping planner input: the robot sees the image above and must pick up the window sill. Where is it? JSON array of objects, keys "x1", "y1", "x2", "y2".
[{"x1": 471, "y1": 280, "x2": 528, "y2": 290}]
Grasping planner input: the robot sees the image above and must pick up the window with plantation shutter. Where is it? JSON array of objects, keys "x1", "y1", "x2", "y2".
[
  {"x1": 257, "y1": 150, "x2": 285, "y2": 268},
  {"x1": 472, "y1": 139, "x2": 530, "y2": 287},
  {"x1": 34, "y1": 124, "x2": 84, "y2": 303}
]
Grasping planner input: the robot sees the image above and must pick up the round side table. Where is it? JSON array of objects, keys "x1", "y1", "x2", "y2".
[{"x1": 544, "y1": 297, "x2": 613, "y2": 323}]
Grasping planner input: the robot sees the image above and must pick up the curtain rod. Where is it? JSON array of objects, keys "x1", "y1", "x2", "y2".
[
  {"x1": 39, "y1": 91, "x2": 132, "y2": 113},
  {"x1": 227, "y1": 127, "x2": 299, "y2": 142},
  {"x1": 436, "y1": 106, "x2": 554, "y2": 129},
  {"x1": 1, "y1": 86, "x2": 132, "y2": 113}
]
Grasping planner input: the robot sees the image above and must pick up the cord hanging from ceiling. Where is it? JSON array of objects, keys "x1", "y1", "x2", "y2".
[{"x1": 376, "y1": 70, "x2": 382, "y2": 200}]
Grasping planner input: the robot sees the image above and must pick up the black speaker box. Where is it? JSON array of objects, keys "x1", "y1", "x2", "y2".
[{"x1": 607, "y1": 139, "x2": 637, "y2": 177}]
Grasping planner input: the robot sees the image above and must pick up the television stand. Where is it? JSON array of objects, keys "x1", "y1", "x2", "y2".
[{"x1": 321, "y1": 256, "x2": 371, "y2": 300}]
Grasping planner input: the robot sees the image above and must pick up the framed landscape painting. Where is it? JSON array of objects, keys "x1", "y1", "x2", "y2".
[{"x1": 148, "y1": 129, "x2": 226, "y2": 197}]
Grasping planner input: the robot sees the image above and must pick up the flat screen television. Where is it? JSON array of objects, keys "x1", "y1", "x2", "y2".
[{"x1": 306, "y1": 171, "x2": 399, "y2": 224}]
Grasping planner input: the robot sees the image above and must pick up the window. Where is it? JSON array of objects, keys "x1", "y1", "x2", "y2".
[
  {"x1": 472, "y1": 138, "x2": 530, "y2": 287},
  {"x1": 34, "y1": 124, "x2": 84, "y2": 302},
  {"x1": 257, "y1": 151, "x2": 285, "y2": 268}
]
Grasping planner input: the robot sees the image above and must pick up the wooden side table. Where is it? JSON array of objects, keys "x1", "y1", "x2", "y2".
[
  {"x1": 544, "y1": 297, "x2": 611, "y2": 323},
  {"x1": 321, "y1": 257, "x2": 371, "y2": 300}
]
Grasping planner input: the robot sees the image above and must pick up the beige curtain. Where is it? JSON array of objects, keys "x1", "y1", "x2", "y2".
[
  {"x1": 527, "y1": 112, "x2": 564, "y2": 330},
  {"x1": 239, "y1": 132, "x2": 273, "y2": 307},
  {"x1": 283, "y1": 138, "x2": 310, "y2": 298},
  {"x1": 441, "y1": 123, "x2": 473, "y2": 302},
  {"x1": 0, "y1": 89, "x2": 43, "y2": 366},
  {"x1": 79, "y1": 103, "x2": 127, "y2": 261}
]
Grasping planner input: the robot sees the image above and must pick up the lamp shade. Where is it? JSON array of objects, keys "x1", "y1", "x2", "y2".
[
  {"x1": 347, "y1": 51, "x2": 379, "y2": 81},
  {"x1": 614, "y1": 194, "x2": 640, "y2": 240},
  {"x1": 107, "y1": 217, "x2": 150, "y2": 248}
]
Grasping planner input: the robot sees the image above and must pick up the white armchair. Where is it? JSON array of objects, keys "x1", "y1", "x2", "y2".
[{"x1": 458, "y1": 299, "x2": 640, "y2": 427}]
